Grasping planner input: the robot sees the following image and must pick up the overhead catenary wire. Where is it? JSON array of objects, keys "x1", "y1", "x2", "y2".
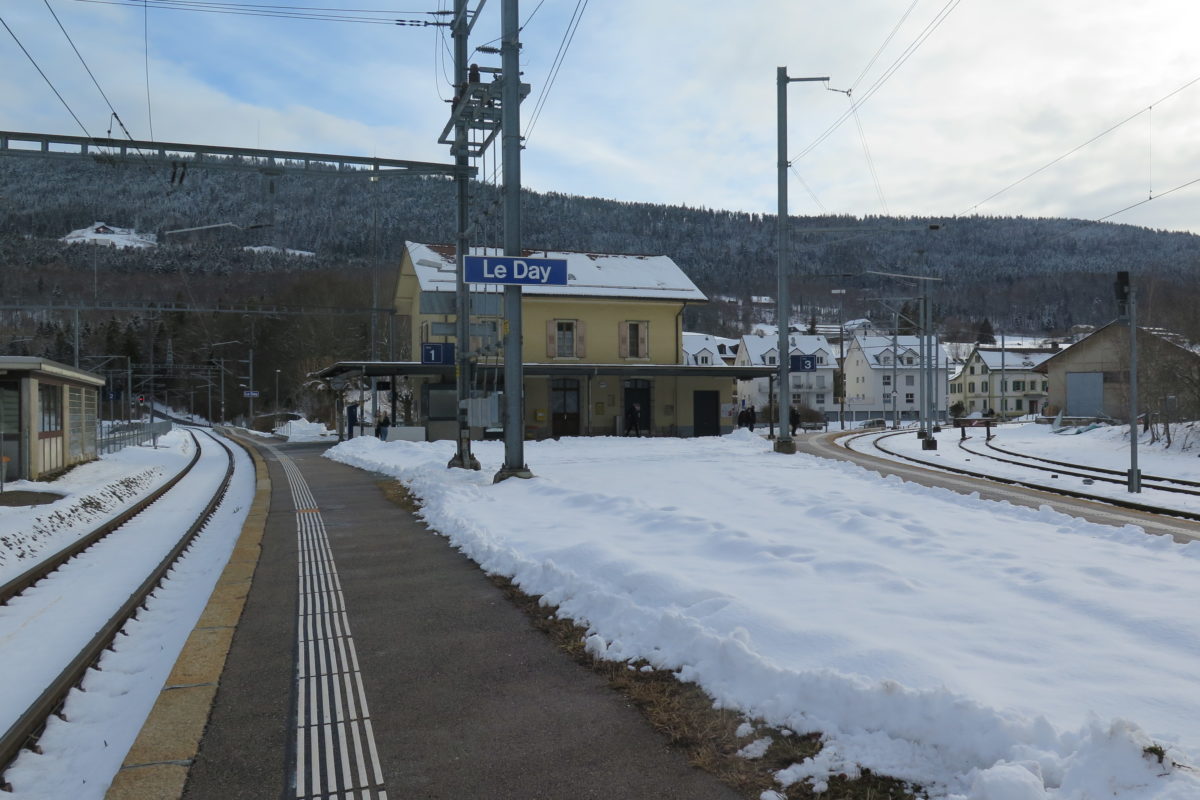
[
  {"x1": 849, "y1": 0, "x2": 919, "y2": 93},
  {"x1": 523, "y1": 0, "x2": 589, "y2": 142},
  {"x1": 143, "y1": 0, "x2": 154, "y2": 140},
  {"x1": 43, "y1": 0, "x2": 163, "y2": 179},
  {"x1": 1, "y1": 14, "x2": 94, "y2": 138},
  {"x1": 788, "y1": 165, "x2": 827, "y2": 215},
  {"x1": 470, "y1": 0, "x2": 546, "y2": 57},
  {"x1": 791, "y1": 0, "x2": 963, "y2": 163},
  {"x1": 74, "y1": 0, "x2": 443, "y2": 25},
  {"x1": 828, "y1": 86, "x2": 889, "y2": 216},
  {"x1": 964, "y1": 73, "x2": 1200, "y2": 215},
  {"x1": 124, "y1": 0, "x2": 433, "y2": 12}
]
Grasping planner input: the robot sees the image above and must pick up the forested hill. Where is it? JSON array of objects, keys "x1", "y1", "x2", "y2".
[{"x1": 3, "y1": 155, "x2": 1200, "y2": 337}]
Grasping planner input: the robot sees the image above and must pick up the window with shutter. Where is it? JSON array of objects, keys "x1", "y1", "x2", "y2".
[{"x1": 550, "y1": 320, "x2": 579, "y2": 358}]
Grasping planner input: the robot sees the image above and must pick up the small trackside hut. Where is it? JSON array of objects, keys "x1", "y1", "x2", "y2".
[{"x1": 0, "y1": 357, "x2": 105, "y2": 482}]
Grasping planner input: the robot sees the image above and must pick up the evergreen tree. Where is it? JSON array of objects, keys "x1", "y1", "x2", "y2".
[{"x1": 976, "y1": 318, "x2": 996, "y2": 344}]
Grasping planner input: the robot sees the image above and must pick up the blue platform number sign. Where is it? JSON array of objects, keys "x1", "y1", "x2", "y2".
[
  {"x1": 464, "y1": 255, "x2": 568, "y2": 286},
  {"x1": 790, "y1": 354, "x2": 817, "y2": 372},
  {"x1": 421, "y1": 342, "x2": 456, "y2": 365}
]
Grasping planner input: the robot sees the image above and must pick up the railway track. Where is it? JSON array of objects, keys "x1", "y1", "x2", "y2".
[
  {"x1": 842, "y1": 428, "x2": 1200, "y2": 521},
  {"x1": 0, "y1": 427, "x2": 238, "y2": 787},
  {"x1": 974, "y1": 436, "x2": 1200, "y2": 492}
]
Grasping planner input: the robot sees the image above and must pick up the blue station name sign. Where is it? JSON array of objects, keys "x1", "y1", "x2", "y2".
[{"x1": 464, "y1": 255, "x2": 568, "y2": 286}]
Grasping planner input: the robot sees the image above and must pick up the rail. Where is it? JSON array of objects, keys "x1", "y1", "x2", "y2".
[{"x1": 0, "y1": 429, "x2": 238, "y2": 786}]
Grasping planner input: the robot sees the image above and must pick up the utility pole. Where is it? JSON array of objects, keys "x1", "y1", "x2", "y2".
[
  {"x1": 999, "y1": 332, "x2": 1006, "y2": 420},
  {"x1": 832, "y1": 288, "x2": 846, "y2": 429},
  {"x1": 774, "y1": 67, "x2": 828, "y2": 454},
  {"x1": 146, "y1": 320, "x2": 158, "y2": 448},
  {"x1": 496, "y1": 0, "x2": 533, "y2": 481},
  {"x1": 1116, "y1": 271, "x2": 1141, "y2": 492},
  {"x1": 891, "y1": 313, "x2": 899, "y2": 429},
  {"x1": 449, "y1": 0, "x2": 480, "y2": 470}
]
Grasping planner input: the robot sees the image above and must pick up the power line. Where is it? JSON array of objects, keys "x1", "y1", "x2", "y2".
[
  {"x1": 43, "y1": 0, "x2": 161, "y2": 176},
  {"x1": 965, "y1": 74, "x2": 1200, "y2": 215},
  {"x1": 523, "y1": 0, "x2": 589, "y2": 141},
  {"x1": 1096, "y1": 175, "x2": 1200, "y2": 224},
  {"x1": 471, "y1": 1, "x2": 544, "y2": 56},
  {"x1": 143, "y1": 0, "x2": 154, "y2": 140},
  {"x1": 788, "y1": 165, "x2": 827, "y2": 214},
  {"x1": 136, "y1": 0, "x2": 432, "y2": 11},
  {"x1": 849, "y1": 98, "x2": 887, "y2": 215},
  {"x1": 0, "y1": 14, "x2": 94, "y2": 138},
  {"x1": 73, "y1": 0, "x2": 443, "y2": 25},
  {"x1": 44, "y1": 0, "x2": 120, "y2": 119},
  {"x1": 849, "y1": 0, "x2": 919, "y2": 93},
  {"x1": 792, "y1": 0, "x2": 962, "y2": 163}
]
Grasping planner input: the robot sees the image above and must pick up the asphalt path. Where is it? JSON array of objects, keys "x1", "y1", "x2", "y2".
[
  {"x1": 185, "y1": 440, "x2": 740, "y2": 800},
  {"x1": 796, "y1": 432, "x2": 1200, "y2": 545}
]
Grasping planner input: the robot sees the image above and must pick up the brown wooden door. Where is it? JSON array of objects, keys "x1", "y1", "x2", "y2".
[{"x1": 551, "y1": 379, "x2": 580, "y2": 438}]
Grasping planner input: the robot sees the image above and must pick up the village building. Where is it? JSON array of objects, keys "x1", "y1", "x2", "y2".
[
  {"x1": 842, "y1": 335, "x2": 952, "y2": 422},
  {"x1": 682, "y1": 332, "x2": 739, "y2": 367},
  {"x1": 1034, "y1": 321, "x2": 1200, "y2": 421},
  {"x1": 733, "y1": 330, "x2": 836, "y2": 417},
  {"x1": 317, "y1": 243, "x2": 772, "y2": 439},
  {"x1": 947, "y1": 347, "x2": 1055, "y2": 419}
]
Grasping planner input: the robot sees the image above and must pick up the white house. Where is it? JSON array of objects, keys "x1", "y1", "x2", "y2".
[
  {"x1": 843, "y1": 335, "x2": 952, "y2": 422},
  {"x1": 682, "y1": 332, "x2": 739, "y2": 367},
  {"x1": 733, "y1": 330, "x2": 836, "y2": 415}
]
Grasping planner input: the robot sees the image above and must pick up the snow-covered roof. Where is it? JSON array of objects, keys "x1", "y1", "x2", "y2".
[
  {"x1": 682, "y1": 332, "x2": 739, "y2": 364},
  {"x1": 972, "y1": 349, "x2": 1056, "y2": 370},
  {"x1": 60, "y1": 222, "x2": 156, "y2": 249},
  {"x1": 854, "y1": 335, "x2": 951, "y2": 369},
  {"x1": 405, "y1": 242, "x2": 706, "y2": 301},
  {"x1": 244, "y1": 245, "x2": 315, "y2": 257},
  {"x1": 738, "y1": 332, "x2": 831, "y2": 365}
]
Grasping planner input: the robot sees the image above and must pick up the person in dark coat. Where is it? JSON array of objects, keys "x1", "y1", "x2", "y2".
[
  {"x1": 747, "y1": 406, "x2": 757, "y2": 432},
  {"x1": 376, "y1": 413, "x2": 391, "y2": 441},
  {"x1": 624, "y1": 402, "x2": 643, "y2": 437},
  {"x1": 737, "y1": 408, "x2": 747, "y2": 428},
  {"x1": 790, "y1": 406, "x2": 800, "y2": 436}
]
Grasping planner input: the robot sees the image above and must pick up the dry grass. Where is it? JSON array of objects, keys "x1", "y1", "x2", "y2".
[
  {"x1": 489, "y1": 574, "x2": 922, "y2": 800},
  {"x1": 378, "y1": 480, "x2": 423, "y2": 513}
]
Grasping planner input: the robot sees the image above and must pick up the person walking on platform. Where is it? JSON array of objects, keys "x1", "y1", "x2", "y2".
[
  {"x1": 376, "y1": 413, "x2": 391, "y2": 441},
  {"x1": 624, "y1": 402, "x2": 643, "y2": 437},
  {"x1": 747, "y1": 406, "x2": 757, "y2": 432}
]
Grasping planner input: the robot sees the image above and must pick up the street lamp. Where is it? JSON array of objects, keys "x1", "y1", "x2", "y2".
[
  {"x1": 275, "y1": 369, "x2": 281, "y2": 432},
  {"x1": 775, "y1": 66, "x2": 829, "y2": 454}
]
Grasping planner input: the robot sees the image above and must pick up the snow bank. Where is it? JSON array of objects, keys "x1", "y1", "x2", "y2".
[
  {"x1": 275, "y1": 417, "x2": 335, "y2": 442},
  {"x1": 325, "y1": 433, "x2": 1200, "y2": 797}
]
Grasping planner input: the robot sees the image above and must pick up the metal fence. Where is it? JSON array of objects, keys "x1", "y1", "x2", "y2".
[{"x1": 97, "y1": 420, "x2": 175, "y2": 454}]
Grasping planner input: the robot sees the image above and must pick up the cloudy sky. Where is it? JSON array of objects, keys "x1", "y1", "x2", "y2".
[{"x1": 4, "y1": 1, "x2": 1200, "y2": 233}]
